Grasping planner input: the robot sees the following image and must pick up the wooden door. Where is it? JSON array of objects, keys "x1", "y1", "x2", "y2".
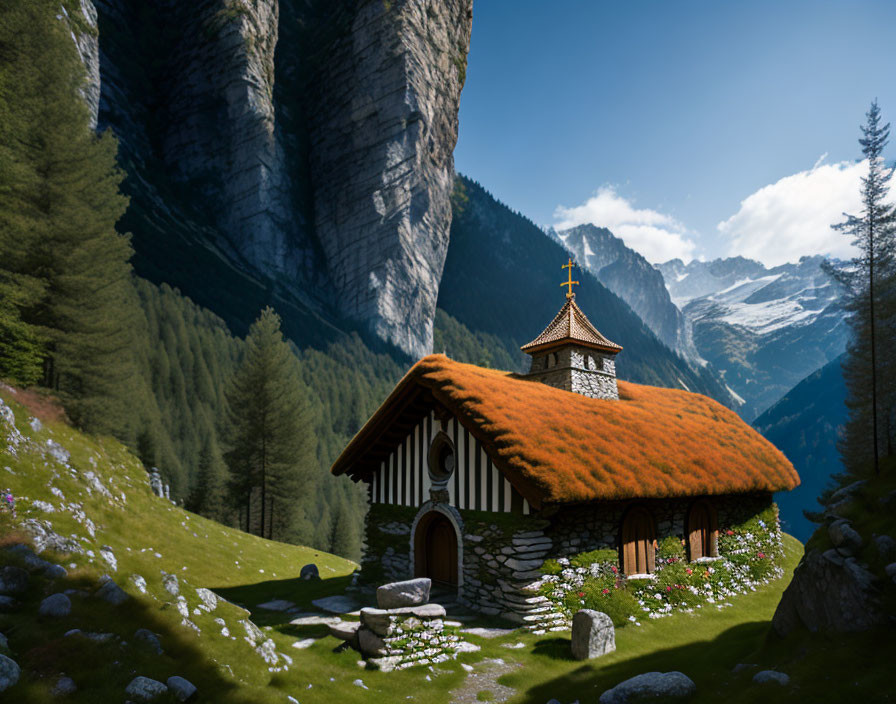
[
  {"x1": 687, "y1": 501, "x2": 717, "y2": 560},
  {"x1": 415, "y1": 512, "x2": 458, "y2": 587},
  {"x1": 621, "y1": 507, "x2": 655, "y2": 575}
]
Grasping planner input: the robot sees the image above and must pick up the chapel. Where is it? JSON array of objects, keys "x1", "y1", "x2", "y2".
[{"x1": 331, "y1": 261, "x2": 799, "y2": 619}]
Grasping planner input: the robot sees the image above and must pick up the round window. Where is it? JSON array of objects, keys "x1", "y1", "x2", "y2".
[{"x1": 428, "y1": 431, "x2": 456, "y2": 481}]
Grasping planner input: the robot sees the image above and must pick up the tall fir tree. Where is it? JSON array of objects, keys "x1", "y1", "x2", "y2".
[
  {"x1": 828, "y1": 100, "x2": 896, "y2": 474},
  {"x1": 0, "y1": 0, "x2": 136, "y2": 434},
  {"x1": 224, "y1": 307, "x2": 317, "y2": 542}
]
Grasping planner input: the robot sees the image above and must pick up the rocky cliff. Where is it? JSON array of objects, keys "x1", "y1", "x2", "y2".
[{"x1": 68, "y1": 0, "x2": 471, "y2": 357}]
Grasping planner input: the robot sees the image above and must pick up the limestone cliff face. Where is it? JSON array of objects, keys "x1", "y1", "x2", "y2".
[
  {"x1": 71, "y1": 0, "x2": 472, "y2": 356},
  {"x1": 308, "y1": 0, "x2": 473, "y2": 358},
  {"x1": 66, "y1": 0, "x2": 101, "y2": 129}
]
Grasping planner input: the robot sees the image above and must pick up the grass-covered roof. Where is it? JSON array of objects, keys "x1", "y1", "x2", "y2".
[{"x1": 332, "y1": 355, "x2": 799, "y2": 508}]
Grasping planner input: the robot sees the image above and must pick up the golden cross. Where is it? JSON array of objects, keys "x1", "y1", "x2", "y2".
[{"x1": 561, "y1": 258, "x2": 579, "y2": 298}]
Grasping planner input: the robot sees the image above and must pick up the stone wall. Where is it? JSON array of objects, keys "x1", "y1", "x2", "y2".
[{"x1": 526, "y1": 345, "x2": 619, "y2": 400}]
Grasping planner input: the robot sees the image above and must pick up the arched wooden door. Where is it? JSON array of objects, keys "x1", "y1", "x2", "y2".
[
  {"x1": 414, "y1": 512, "x2": 458, "y2": 587},
  {"x1": 687, "y1": 501, "x2": 718, "y2": 560},
  {"x1": 621, "y1": 506, "x2": 656, "y2": 575}
]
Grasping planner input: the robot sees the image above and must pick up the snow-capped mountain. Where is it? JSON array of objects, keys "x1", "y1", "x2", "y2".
[
  {"x1": 553, "y1": 224, "x2": 701, "y2": 360},
  {"x1": 656, "y1": 256, "x2": 847, "y2": 420}
]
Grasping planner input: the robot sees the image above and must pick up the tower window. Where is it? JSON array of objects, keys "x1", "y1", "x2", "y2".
[{"x1": 428, "y1": 431, "x2": 456, "y2": 482}]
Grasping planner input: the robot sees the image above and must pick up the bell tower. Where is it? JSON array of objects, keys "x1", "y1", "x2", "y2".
[{"x1": 521, "y1": 259, "x2": 622, "y2": 400}]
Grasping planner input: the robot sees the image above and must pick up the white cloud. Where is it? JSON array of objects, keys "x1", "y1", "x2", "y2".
[
  {"x1": 553, "y1": 186, "x2": 698, "y2": 263},
  {"x1": 718, "y1": 157, "x2": 894, "y2": 266}
]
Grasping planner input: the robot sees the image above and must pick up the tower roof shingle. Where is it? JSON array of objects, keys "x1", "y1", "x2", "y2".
[{"x1": 521, "y1": 296, "x2": 622, "y2": 354}]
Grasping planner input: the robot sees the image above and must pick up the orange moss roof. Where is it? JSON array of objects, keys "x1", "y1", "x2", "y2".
[
  {"x1": 331, "y1": 355, "x2": 799, "y2": 508},
  {"x1": 521, "y1": 297, "x2": 622, "y2": 354}
]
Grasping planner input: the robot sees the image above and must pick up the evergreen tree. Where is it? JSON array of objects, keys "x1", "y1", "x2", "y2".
[
  {"x1": 187, "y1": 433, "x2": 228, "y2": 521},
  {"x1": 828, "y1": 100, "x2": 896, "y2": 474},
  {"x1": 329, "y1": 491, "x2": 362, "y2": 560},
  {"x1": 0, "y1": 0, "x2": 136, "y2": 433},
  {"x1": 224, "y1": 307, "x2": 317, "y2": 541}
]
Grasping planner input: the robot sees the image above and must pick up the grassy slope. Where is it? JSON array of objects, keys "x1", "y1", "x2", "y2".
[{"x1": 7, "y1": 383, "x2": 871, "y2": 704}]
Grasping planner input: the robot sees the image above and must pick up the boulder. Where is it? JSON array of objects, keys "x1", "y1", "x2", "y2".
[
  {"x1": 39, "y1": 593, "x2": 71, "y2": 617},
  {"x1": 571, "y1": 609, "x2": 615, "y2": 660},
  {"x1": 52, "y1": 676, "x2": 77, "y2": 695},
  {"x1": 0, "y1": 566, "x2": 28, "y2": 595},
  {"x1": 166, "y1": 676, "x2": 197, "y2": 702},
  {"x1": 752, "y1": 670, "x2": 790, "y2": 686},
  {"x1": 873, "y1": 534, "x2": 896, "y2": 561},
  {"x1": 357, "y1": 627, "x2": 387, "y2": 657},
  {"x1": 134, "y1": 628, "x2": 163, "y2": 655},
  {"x1": 599, "y1": 672, "x2": 696, "y2": 704},
  {"x1": 257, "y1": 599, "x2": 294, "y2": 611},
  {"x1": 0, "y1": 654, "x2": 19, "y2": 693},
  {"x1": 162, "y1": 573, "x2": 179, "y2": 596},
  {"x1": 360, "y1": 603, "x2": 446, "y2": 637},
  {"x1": 300, "y1": 563, "x2": 320, "y2": 581},
  {"x1": 885, "y1": 562, "x2": 896, "y2": 583},
  {"x1": 43, "y1": 563, "x2": 67, "y2": 579},
  {"x1": 773, "y1": 547, "x2": 886, "y2": 635},
  {"x1": 195, "y1": 588, "x2": 217, "y2": 611},
  {"x1": 328, "y1": 620, "x2": 361, "y2": 649},
  {"x1": 96, "y1": 579, "x2": 129, "y2": 605},
  {"x1": 125, "y1": 676, "x2": 168, "y2": 700},
  {"x1": 828, "y1": 520, "x2": 863, "y2": 554},
  {"x1": 376, "y1": 578, "x2": 431, "y2": 609}
]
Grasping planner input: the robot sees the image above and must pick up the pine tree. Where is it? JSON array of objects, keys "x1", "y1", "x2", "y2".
[
  {"x1": 828, "y1": 100, "x2": 896, "y2": 474},
  {"x1": 0, "y1": 0, "x2": 136, "y2": 433},
  {"x1": 329, "y1": 491, "x2": 362, "y2": 560},
  {"x1": 223, "y1": 307, "x2": 317, "y2": 540}
]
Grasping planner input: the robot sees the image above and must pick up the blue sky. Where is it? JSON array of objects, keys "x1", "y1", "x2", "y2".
[{"x1": 453, "y1": 1, "x2": 896, "y2": 265}]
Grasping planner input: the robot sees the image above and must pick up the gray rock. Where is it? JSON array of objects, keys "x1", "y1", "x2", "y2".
[
  {"x1": 95, "y1": 578, "x2": 129, "y2": 605},
  {"x1": 0, "y1": 596, "x2": 18, "y2": 611},
  {"x1": 731, "y1": 663, "x2": 757, "y2": 673},
  {"x1": 360, "y1": 603, "x2": 446, "y2": 636},
  {"x1": 358, "y1": 627, "x2": 387, "y2": 657},
  {"x1": 328, "y1": 620, "x2": 362, "y2": 649},
  {"x1": 134, "y1": 628, "x2": 163, "y2": 655},
  {"x1": 125, "y1": 676, "x2": 168, "y2": 700},
  {"x1": 300, "y1": 563, "x2": 320, "y2": 581},
  {"x1": 166, "y1": 676, "x2": 197, "y2": 702},
  {"x1": 752, "y1": 670, "x2": 790, "y2": 686},
  {"x1": 376, "y1": 578, "x2": 431, "y2": 609},
  {"x1": 162, "y1": 573, "x2": 179, "y2": 596},
  {"x1": 829, "y1": 519, "x2": 863, "y2": 554},
  {"x1": 130, "y1": 575, "x2": 148, "y2": 594},
  {"x1": 311, "y1": 595, "x2": 359, "y2": 614},
  {"x1": 571, "y1": 609, "x2": 615, "y2": 660},
  {"x1": 0, "y1": 566, "x2": 29, "y2": 595},
  {"x1": 368, "y1": 656, "x2": 403, "y2": 672},
  {"x1": 599, "y1": 672, "x2": 696, "y2": 704},
  {"x1": 45, "y1": 440, "x2": 70, "y2": 465},
  {"x1": 43, "y1": 563, "x2": 67, "y2": 579},
  {"x1": 885, "y1": 562, "x2": 896, "y2": 582},
  {"x1": 873, "y1": 534, "x2": 896, "y2": 560},
  {"x1": 39, "y1": 593, "x2": 71, "y2": 617},
  {"x1": 773, "y1": 547, "x2": 887, "y2": 635},
  {"x1": 0, "y1": 654, "x2": 19, "y2": 693},
  {"x1": 52, "y1": 676, "x2": 77, "y2": 696},
  {"x1": 257, "y1": 599, "x2": 294, "y2": 611},
  {"x1": 195, "y1": 588, "x2": 217, "y2": 611}
]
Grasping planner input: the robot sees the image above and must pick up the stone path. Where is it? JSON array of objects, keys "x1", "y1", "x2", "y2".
[
  {"x1": 460, "y1": 627, "x2": 516, "y2": 639},
  {"x1": 449, "y1": 658, "x2": 521, "y2": 704},
  {"x1": 311, "y1": 596, "x2": 360, "y2": 614}
]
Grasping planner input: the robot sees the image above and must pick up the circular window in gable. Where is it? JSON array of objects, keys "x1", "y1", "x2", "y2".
[{"x1": 428, "y1": 431, "x2": 456, "y2": 482}]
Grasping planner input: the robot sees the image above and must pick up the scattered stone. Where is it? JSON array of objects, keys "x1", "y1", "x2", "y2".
[
  {"x1": 195, "y1": 588, "x2": 217, "y2": 611},
  {"x1": 39, "y1": 593, "x2": 71, "y2": 617},
  {"x1": 829, "y1": 520, "x2": 863, "y2": 555},
  {"x1": 311, "y1": 595, "x2": 359, "y2": 614},
  {"x1": 162, "y1": 573, "x2": 179, "y2": 596},
  {"x1": 460, "y1": 627, "x2": 515, "y2": 639},
  {"x1": 873, "y1": 534, "x2": 896, "y2": 561},
  {"x1": 291, "y1": 638, "x2": 316, "y2": 649},
  {"x1": 45, "y1": 440, "x2": 70, "y2": 465},
  {"x1": 255, "y1": 638, "x2": 279, "y2": 665},
  {"x1": 885, "y1": 563, "x2": 896, "y2": 582},
  {"x1": 753, "y1": 670, "x2": 790, "y2": 686},
  {"x1": 240, "y1": 619, "x2": 265, "y2": 645},
  {"x1": 452, "y1": 641, "x2": 482, "y2": 653},
  {"x1": 352, "y1": 679, "x2": 368, "y2": 690},
  {"x1": 368, "y1": 656, "x2": 403, "y2": 672},
  {"x1": 52, "y1": 675, "x2": 76, "y2": 696},
  {"x1": 29, "y1": 417, "x2": 42, "y2": 432},
  {"x1": 125, "y1": 676, "x2": 168, "y2": 700},
  {"x1": 300, "y1": 563, "x2": 320, "y2": 581},
  {"x1": 175, "y1": 597, "x2": 189, "y2": 618},
  {"x1": 0, "y1": 654, "x2": 19, "y2": 693},
  {"x1": 31, "y1": 499, "x2": 56, "y2": 513},
  {"x1": 130, "y1": 574, "x2": 148, "y2": 594},
  {"x1": 328, "y1": 620, "x2": 361, "y2": 648},
  {"x1": 288, "y1": 613, "x2": 343, "y2": 627},
  {"x1": 99, "y1": 548, "x2": 117, "y2": 572},
  {"x1": 501, "y1": 641, "x2": 526, "y2": 649},
  {"x1": 96, "y1": 578, "x2": 129, "y2": 605},
  {"x1": 43, "y1": 563, "x2": 67, "y2": 579},
  {"x1": 0, "y1": 596, "x2": 17, "y2": 611},
  {"x1": 358, "y1": 627, "x2": 387, "y2": 657},
  {"x1": 134, "y1": 628, "x2": 163, "y2": 655},
  {"x1": 0, "y1": 566, "x2": 29, "y2": 595},
  {"x1": 571, "y1": 609, "x2": 615, "y2": 660},
  {"x1": 166, "y1": 676, "x2": 197, "y2": 702},
  {"x1": 257, "y1": 599, "x2": 294, "y2": 611},
  {"x1": 376, "y1": 577, "x2": 431, "y2": 609},
  {"x1": 732, "y1": 663, "x2": 757, "y2": 673},
  {"x1": 599, "y1": 671, "x2": 696, "y2": 704},
  {"x1": 83, "y1": 471, "x2": 111, "y2": 498},
  {"x1": 21, "y1": 520, "x2": 82, "y2": 555}
]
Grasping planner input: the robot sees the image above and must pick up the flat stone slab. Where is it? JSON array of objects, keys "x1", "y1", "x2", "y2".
[
  {"x1": 460, "y1": 627, "x2": 516, "y2": 639},
  {"x1": 311, "y1": 596, "x2": 360, "y2": 614},
  {"x1": 376, "y1": 578, "x2": 431, "y2": 609},
  {"x1": 289, "y1": 612, "x2": 344, "y2": 626},
  {"x1": 290, "y1": 638, "x2": 317, "y2": 649},
  {"x1": 257, "y1": 599, "x2": 295, "y2": 611}
]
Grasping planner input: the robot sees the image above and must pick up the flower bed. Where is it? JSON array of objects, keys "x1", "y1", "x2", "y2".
[{"x1": 527, "y1": 506, "x2": 784, "y2": 634}]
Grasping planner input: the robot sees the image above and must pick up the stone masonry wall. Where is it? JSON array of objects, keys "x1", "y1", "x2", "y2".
[{"x1": 526, "y1": 345, "x2": 619, "y2": 400}]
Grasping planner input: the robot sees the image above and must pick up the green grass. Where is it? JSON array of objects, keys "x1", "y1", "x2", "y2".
[{"x1": 4, "y1": 384, "x2": 886, "y2": 703}]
